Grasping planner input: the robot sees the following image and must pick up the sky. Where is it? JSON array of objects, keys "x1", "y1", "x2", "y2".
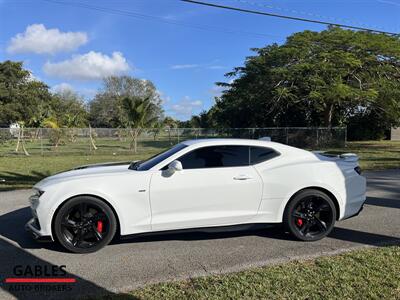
[{"x1": 0, "y1": 0, "x2": 399, "y2": 120}]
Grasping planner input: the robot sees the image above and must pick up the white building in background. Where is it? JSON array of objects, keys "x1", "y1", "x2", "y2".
[
  {"x1": 391, "y1": 127, "x2": 400, "y2": 141},
  {"x1": 9, "y1": 122, "x2": 20, "y2": 137}
]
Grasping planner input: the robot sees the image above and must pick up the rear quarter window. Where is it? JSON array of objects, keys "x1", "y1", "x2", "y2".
[{"x1": 250, "y1": 146, "x2": 280, "y2": 165}]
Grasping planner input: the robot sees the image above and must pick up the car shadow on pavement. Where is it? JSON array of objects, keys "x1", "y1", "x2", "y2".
[
  {"x1": 112, "y1": 224, "x2": 400, "y2": 247},
  {"x1": 365, "y1": 196, "x2": 400, "y2": 209},
  {"x1": 328, "y1": 227, "x2": 400, "y2": 246},
  {"x1": 0, "y1": 207, "x2": 63, "y2": 251},
  {"x1": 0, "y1": 238, "x2": 138, "y2": 300},
  {"x1": 1, "y1": 206, "x2": 399, "y2": 251}
]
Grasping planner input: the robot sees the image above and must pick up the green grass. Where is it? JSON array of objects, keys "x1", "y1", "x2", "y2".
[
  {"x1": 1, "y1": 140, "x2": 399, "y2": 191},
  {"x1": 327, "y1": 140, "x2": 400, "y2": 171},
  {"x1": 0, "y1": 138, "x2": 172, "y2": 191},
  {"x1": 102, "y1": 246, "x2": 400, "y2": 300}
]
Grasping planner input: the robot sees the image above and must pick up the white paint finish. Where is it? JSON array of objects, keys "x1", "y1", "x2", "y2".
[
  {"x1": 35, "y1": 168, "x2": 153, "y2": 236},
  {"x1": 149, "y1": 166, "x2": 263, "y2": 230},
  {"x1": 30, "y1": 138, "x2": 366, "y2": 240}
]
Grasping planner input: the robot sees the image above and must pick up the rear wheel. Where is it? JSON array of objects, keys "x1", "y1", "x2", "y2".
[
  {"x1": 283, "y1": 189, "x2": 336, "y2": 241},
  {"x1": 54, "y1": 196, "x2": 117, "y2": 253}
]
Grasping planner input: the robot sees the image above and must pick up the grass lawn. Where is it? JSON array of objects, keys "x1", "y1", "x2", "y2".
[
  {"x1": 1, "y1": 140, "x2": 399, "y2": 191},
  {"x1": 327, "y1": 140, "x2": 400, "y2": 171},
  {"x1": 101, "y1": 246, "x2": 400, "y2": 299}
]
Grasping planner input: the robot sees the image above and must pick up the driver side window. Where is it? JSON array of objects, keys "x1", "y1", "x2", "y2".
[{"x1": 178, "y1": 145, "x2": 249, "y2": 169}]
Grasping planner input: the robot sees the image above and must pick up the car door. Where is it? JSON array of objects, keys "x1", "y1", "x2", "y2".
[{"x1": 149, "y1": 145, "x2": 263, "y2": 231}]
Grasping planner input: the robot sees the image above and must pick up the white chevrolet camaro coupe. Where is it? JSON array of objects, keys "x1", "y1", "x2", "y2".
[{"x1": 26, "y1": 138, "x2": 366, "y2": 253}]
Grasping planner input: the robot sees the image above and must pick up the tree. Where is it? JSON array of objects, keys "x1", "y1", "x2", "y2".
[
  {"x1": 163, "y1": 116, "x2": 178, "y2": 144},
  {"x1": 51, "y1": 88, "x2": 88, "y2": 142},
  {"x1": 211, "y1": 27, "x2": 400, "y2": 138},
  {"x1": 14, "y1": 121, "x2": 30, "y2": 156},
  {"x1": 189, "y1": 110, "x2": 215, "y2": 128},
  {"x1": 0, "y1": 61, "x2": 54, "y2": 127},
  {"x1": 42, "y1": 117, "x2": 63, "y2": 148},
  {"x1": 163, "y1": 116, "x2": 178, "y2": 128},
  {"x1": 151, "y1": 121, "x2": 164, "y2": 141},
  {"x1": 88, "y1": 93, "x2": 122, "y2": 128},
  {"x1": 121, "y1": 96, "x2": 158, "y2": 153},
  {"x1": 89, "y1": 76, "x2": 163, "y2": 128},
  {"x1": 52, "y1": 88, "x2": 88, "y2": 128}
]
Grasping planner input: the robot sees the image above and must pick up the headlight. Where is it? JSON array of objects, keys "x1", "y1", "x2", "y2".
[{"x1": 29, "y1": 188, "x2": 44, "y2": 209}]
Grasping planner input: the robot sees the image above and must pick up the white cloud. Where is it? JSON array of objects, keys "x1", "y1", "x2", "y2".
[
  {"x1": 43, "y1": 51, "x2": 130, "y2": 80},
  {"x1": 171, "y1": 64, "x2": 199, "y2": 70},
  {"x1": 52, "y1": 82, "x2": 74, "y2": 93},
  {"x1": 207, "y1": 65, "x2": 225, "y2": 70},
  {"x1": 156, "y1": 90, "x2": 171, "y2": 105},
  {"x1": 209, "y1": 85, "x2": 225, "y2": 97},
  {"x1": 7, "y1": 24, "x2": 87, "y2": 55},
  {"x1": 377, "y1": 0, "x2": 400, "y2": 7},
  {"x1": 167, "y1": 96, "x2": 203, "y2": 119}
]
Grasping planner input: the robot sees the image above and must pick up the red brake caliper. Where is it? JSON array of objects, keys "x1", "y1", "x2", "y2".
[
  {"x1": 96, "y1": 221, "x2": 103, "y2": 233},
  {"x1": 296, "y1": 218, "x2": 303, "y2": 227}
]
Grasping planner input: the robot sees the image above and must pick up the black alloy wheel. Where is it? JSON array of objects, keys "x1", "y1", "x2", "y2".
[
  {"x1": 284, "y1": 189, "x2": 336, "y2": 241},
  {"x1": 54, "y1": 196, "x2": 117, "y2": 253}
]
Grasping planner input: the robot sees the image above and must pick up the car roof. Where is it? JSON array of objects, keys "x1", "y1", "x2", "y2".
[
  {"x1": 180, "y1": 138, "x2": 313, "y2": 157},
  {"x1": 181, "y1": 138, "x2": 283, "y2": 148}
]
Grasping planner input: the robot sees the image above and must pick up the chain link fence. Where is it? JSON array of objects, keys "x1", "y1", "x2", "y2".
[{"x1": 0, "y1": 127, "x2": 346, "y2": 156}]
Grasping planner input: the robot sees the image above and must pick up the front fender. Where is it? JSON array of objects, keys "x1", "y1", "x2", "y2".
[{"x1": 36, "y1": 173, "x2": 152, "y2": 238}]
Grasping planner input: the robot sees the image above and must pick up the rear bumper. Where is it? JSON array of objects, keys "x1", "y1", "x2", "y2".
[
  {"x1": 341, "y1": 193, "x2": 366, "y2": 220},
  {"x1": 341, "y1": 203, "x2": 364, "y2": 220},
  {"x1": 25, "y1": 218, "x2": 53, "y2": 242}
]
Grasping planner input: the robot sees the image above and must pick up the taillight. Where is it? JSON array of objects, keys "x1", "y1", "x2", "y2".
[{"x1": 354, "y1": 166, "x2": 362, "y2": 175}]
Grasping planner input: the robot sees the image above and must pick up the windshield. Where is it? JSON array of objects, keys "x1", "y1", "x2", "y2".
[{"x1": 129, "y1": 143, "x2": 187, "y2": 171}]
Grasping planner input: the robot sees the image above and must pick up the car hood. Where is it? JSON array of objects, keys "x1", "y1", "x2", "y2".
[{"x1": 35, "y1": 161, "x2": 133, "y2": 189}]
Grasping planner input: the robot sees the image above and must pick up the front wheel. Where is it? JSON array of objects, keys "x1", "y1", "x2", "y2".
[
  {"x1": 283, "y1": 189, "x2": 336, "y2": 241},
  {"x1": 53, "y1": 196, "x2": 117, "y2": 253}
]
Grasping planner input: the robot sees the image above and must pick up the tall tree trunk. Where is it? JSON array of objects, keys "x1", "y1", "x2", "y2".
[
  {"x1": 15, "y1": 129, "x2": 21, "y2": 152},
  {"x1": 15, "y1": 127, "x2": 30, "y2": 156},
  {"x1": 133, "y1": 128, "x2": 140, "y2": 154},
  {"x1": 89, "y1": 126, "x2": 97, "y2": 150},
  {"x1": 129, "y1": 129, "x2": 139, "y2": 153},
  {"x1": 323, "y1": 104, "x2": 334, "y2": 128},
  {"x1": 134, "y1": 136, "x2": 137, "y2": 154}
]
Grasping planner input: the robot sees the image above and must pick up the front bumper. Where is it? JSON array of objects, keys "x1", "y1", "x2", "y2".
[{"x1": 25, "y1": 218, "x2": 53, "y2": 242}]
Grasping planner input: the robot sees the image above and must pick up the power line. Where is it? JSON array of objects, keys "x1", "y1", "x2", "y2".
[
  {"x1": 181, "y1": 0, "x2": 399, "y2": 35},
  {"x1": 41, "y1": 0, "x2": 283, "y2": 40},
  {"x1": 238, "y1": 0, "x2": 393, "y2": 32}
]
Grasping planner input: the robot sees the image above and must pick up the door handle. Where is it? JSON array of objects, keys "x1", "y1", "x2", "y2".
[{"x1": 233, "y1": 175, "x2": 253, "y2": 180}]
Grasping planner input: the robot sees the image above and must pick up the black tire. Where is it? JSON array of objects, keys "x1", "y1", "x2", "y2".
[
  {"x1": 53, "y1": 196, "x2": 117, "y2": 253},
  {"x1": 283, "y1": 189, "x2": 336, "y2": 241}
]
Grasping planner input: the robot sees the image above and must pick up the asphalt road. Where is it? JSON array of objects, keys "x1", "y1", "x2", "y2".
[{"x1": 0, "y1": 169, "x2": 399, "y2": 299}]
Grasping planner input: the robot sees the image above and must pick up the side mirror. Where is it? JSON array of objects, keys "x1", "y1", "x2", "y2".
[{"x1": 167, "y1": 160, "x2": 183, "y2": 174}]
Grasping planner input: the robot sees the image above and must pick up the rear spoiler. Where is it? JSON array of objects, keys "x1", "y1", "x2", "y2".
[
  {"x1": 312, "y1": 151, "x2": 359, "y2": 163},
  {"x1": 339, "y1": 153, "x2": 359, "y2": 162}
]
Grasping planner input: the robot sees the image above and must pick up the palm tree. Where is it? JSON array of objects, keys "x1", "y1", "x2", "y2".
[
  {"x1": 151, "y1": 121, "x2": 164, "y2": 141},
  {"x1": 121, "y1": 96, "x2": 158, "y2": 153},
  {"x1": 163, "y1": 117, "x2": 178, "y2": 144},
  {"x1": 43, "y1": 117, "x2": 62, "y2": 148}
]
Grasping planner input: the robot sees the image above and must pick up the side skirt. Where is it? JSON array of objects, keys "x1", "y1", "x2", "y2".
[{"x1": 120, "y1": 223, "x2": 279, "y2": 240}]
